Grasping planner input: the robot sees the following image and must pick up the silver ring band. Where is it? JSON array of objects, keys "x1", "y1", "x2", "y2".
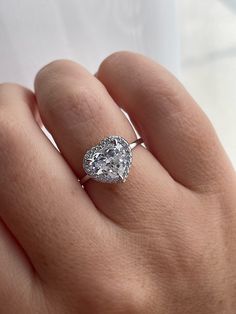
[{"x1": 80, "y1": 136, "x2": 143, "y2": 185}]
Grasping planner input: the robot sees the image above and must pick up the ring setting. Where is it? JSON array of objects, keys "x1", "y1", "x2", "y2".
[{"x1": 80, "y1": 136, "x2": 143, "y2": 185}]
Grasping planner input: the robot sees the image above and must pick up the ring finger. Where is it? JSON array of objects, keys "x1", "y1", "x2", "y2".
[{"x1": 34, "y1": 60, "x2": 174, "y2": 225}]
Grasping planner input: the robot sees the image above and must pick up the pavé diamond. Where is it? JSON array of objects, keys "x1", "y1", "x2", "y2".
[{"x1": 83, "y1": 136, "x2": 132, "y2": 183}]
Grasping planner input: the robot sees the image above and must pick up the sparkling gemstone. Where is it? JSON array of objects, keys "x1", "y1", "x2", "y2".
[{"x1": 83, "y1": 136, "x2": 132, "y2": 183}]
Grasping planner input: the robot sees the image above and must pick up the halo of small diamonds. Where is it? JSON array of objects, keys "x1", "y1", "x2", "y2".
[{"x1": 83, "y1": 136, "x2": 132, "y2": 183}]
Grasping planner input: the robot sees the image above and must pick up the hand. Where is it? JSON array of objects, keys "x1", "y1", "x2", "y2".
[{"x1": 0, "y1": 52, "x2": 235, "y2": 314}]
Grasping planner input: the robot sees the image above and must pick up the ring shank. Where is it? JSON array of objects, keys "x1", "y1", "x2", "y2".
[
  {"x1": 80, "y1": 137, "x2": 143, "y2": 186},
  {"x1": 80, "y1": 174, "x2": 91, "y2": 186},
  {"x1": 129, "y1": 137, "x2": 144, "y2": 150}
]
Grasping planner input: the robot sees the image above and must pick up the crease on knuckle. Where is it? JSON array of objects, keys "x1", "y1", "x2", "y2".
[{"x1": 43, "y1": 85, "x2": 103, "y2": 127}]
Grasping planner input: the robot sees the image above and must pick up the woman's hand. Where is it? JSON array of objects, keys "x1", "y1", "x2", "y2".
[{"x1": 0, "y1": 52, "x2": 235, "y2": 314}]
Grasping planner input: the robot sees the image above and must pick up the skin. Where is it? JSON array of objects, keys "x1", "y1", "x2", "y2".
[{"x1": 0, "y1": 51, "x2": 235, "y2": 314}]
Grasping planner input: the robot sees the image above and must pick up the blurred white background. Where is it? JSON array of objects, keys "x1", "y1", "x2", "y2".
[
  {"x1": 0, "y1": 0, "x2": 235, "y2": 166},
  {"x1": 179, "y1": 0, "x2": 236, "y2": 168}
]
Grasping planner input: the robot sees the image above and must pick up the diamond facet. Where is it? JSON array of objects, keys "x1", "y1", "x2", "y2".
[{"x1": 83, "y1": 136, "x2": 132, "y2": 183}]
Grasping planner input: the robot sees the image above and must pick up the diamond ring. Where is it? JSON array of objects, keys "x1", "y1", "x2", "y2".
[{"x1": 80, "y1": 136, "x2": 143, "y2": 185}]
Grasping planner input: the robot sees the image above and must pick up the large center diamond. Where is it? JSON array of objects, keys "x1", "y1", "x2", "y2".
[{"x1": 83, "y1": 136, "x2": 132, "y2": 183}]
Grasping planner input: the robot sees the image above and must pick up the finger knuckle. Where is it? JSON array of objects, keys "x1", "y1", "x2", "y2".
[
  {"x1": 0, "y1": 82, "x2": 22, "y2": 99},
  {"x1": 100, "y1": 51, "x2": 134, "y2": 69},
  {"x1": 43, "y1": 85, "x2": 101, "y2": 126},
  {"x1": 98, "y1": 51, "x2": 133, "y2": 78},
  {"x1": 0, "y1": 86, "x2": 26, "y2": 150},
  {"x1": 36, "y1": 59, "x2": 75, "y2": 82},
  {"x1": 0, "y1": 84, "x2": 17, "y2": 123}
]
